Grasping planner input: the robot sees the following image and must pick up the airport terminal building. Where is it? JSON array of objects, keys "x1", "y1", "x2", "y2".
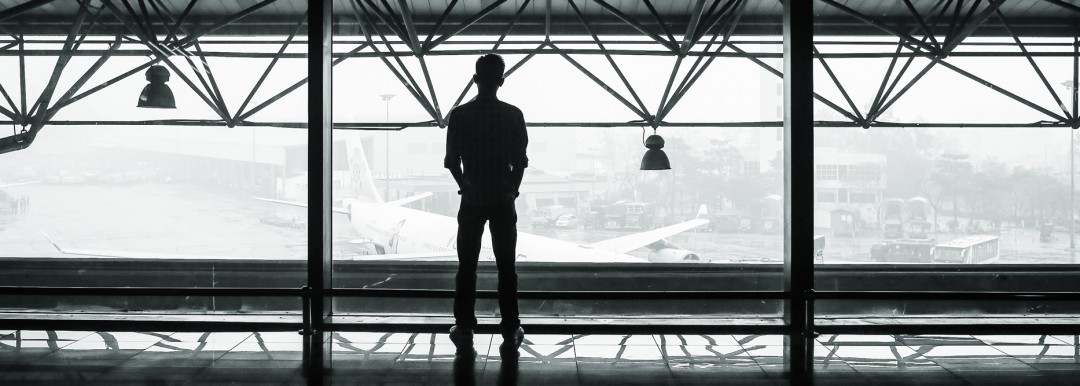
[{"x1": 3, "y1": 1, "x2": 1080, "y2": 385}]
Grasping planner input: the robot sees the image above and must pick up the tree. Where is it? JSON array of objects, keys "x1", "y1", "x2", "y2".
[
  {"x1": 972, "y1": 158, "x2": 1011, "y2": 226},
  {"x1": 930, "y1": 153, "x2": 973, "y2": 232}
]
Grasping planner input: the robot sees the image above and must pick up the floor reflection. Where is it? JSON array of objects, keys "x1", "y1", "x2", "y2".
[{"x1": 4, "y1": 330, "x2": 1080, "y2": 385}]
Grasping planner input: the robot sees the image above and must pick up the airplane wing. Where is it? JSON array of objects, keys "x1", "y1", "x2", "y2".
[
  {"x1": 0, "y1": 180, "x2": 40, "y2": 188},
  {"x1": 41, "y1": 232, "x2": 275, "y2": 260},
  {"x1": 42, "y1": 232, "x2": 457, "y2": 261},
  {"x1": 252, "y1": 197, "x2": 349, "y2": 214},
  {"x1": 585, "y1": 218, "x2": 709, "y2": 254},
  {"x1": 385, "y1": 192, "x2": 432, "y2": 206},
  {"x1": 340, "y1": 251, "x2": 457, "y2": 261}
]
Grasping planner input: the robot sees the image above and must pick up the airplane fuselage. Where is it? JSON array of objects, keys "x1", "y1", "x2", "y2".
[{"x1": 345, "y1": 200, "x2": 641, "y2": 263}]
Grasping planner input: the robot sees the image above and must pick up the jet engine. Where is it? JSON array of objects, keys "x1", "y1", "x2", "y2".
[
  {"x1": 646, "y1": 239, "x2": 708, "y2": 263},
  {"x1": 648, "y1": 248, "x2": 704, "y2": 263}
]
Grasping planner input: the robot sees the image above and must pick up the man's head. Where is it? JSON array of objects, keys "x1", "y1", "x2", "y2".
[{"x1": 473, "y1": 54, "x2": 505, "y2": 91}]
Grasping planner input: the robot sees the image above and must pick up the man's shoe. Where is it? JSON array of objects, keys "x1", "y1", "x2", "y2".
[
  {"x1": 449, "y1": 326, "x2": 474, "y2": 356},
  {"x1": 499, "y1": 327, "x2": 524, "y2": 357}
]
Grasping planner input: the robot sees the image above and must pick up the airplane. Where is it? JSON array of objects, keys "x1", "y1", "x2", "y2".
[
  {"x1": 43, "y1": 141, "x2": 710, "y2": 263},
  {"x1": 255, "y1": 139, "x2": 710, "y2": 263}
]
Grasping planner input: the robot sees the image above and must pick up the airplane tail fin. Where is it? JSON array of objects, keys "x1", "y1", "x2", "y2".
[
  {"x1": 695, "y1": 204, "x2": 709, "y2": 219},
  {"x1": 347, "y1": 138, "x2": 384, "y2": 204}
]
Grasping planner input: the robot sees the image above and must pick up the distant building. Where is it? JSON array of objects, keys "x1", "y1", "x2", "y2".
[{"x1": 814, "y1": 148, "x2": 887, "y2": 231}]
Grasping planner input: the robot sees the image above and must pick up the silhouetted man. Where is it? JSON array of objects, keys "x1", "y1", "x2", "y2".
[{"x1": 444, "y1": 54, "x2": 528, "y2": 357}]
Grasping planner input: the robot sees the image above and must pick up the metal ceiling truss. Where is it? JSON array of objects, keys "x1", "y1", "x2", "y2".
[
  {"x1": 0, "y1": 0, "x2": 1078, "y2": 154},
  {"x1": 813, "y1": 0, "x2": 1080, "y2": 128}
]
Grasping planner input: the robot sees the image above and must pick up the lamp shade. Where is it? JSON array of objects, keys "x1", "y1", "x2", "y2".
[
  {"x1": 137, "y1": 65, "x2": 176, "y2": 108},
  {"x1": 640, "y1": 134, "x2": 671, "y2": 170}
]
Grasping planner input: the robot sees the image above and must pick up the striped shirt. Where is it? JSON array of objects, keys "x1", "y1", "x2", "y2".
[{"x1": 444, "y1": 97, "x2": 529, "y2": 200}]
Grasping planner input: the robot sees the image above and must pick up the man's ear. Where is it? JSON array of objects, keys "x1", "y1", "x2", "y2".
[
  {"x1": 497, "y1": 77, "x2": 505, "y2": 87},
  {"x1": 473, "y1": 74, "x2": 479, "y2": 84}
]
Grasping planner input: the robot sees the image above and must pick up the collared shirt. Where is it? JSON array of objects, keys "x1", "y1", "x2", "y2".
[{"x1": 444, "y1": 97, "x2": 528, "y2": 200}]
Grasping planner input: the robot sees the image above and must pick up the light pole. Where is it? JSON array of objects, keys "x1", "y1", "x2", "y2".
[
  {"x1": 1063, "y1": 81, "x2": 1076, "y2": 250},
  {"x1": 379, "y1": 94, "x2": 395, "y2": 200}
]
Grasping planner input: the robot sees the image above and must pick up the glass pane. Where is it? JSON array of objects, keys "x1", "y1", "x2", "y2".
[
  {"x1": 811, "y1": 0, "x2": 1079, "y2": 311},
  {"x1": 330, "y1": 2, "x2": 785, "y2": 319},
  {"x1": 0, "y1": 1, "x2": 309, "y2": 313}
]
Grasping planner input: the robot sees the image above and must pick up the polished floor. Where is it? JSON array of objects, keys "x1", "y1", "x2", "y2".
[{"x1": 3, "y1": 330, "x2": 1080, "y2": 385}]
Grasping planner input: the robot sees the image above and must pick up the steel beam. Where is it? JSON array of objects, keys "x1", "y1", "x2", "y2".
[
  {"x1": 492, "y1": 0, "x2": 532, "y2": 49},
  {"x1": 997, "y1": 9, "x2": 1072, "y2": 121},
  {"x1": 234, "y1": 12, "x2": 307, "y2": 126},
  {"x1": 1047, "y1": 0, "x2": 1080, "y2": 14},
  {"x1": 0, "y1": 0, "x2": 56, "y2": 23},
  {"x1": 354, "y1": 1, "x2": 440, "y2": 121},
  {"x1": 894, "y1": 38, "x2": 1072, "y2": 122},
  {"x1": 783, "y1": 0, "x2": 814, "y2": 378},
  {"x1": 425, "y1": 0, "x2": 508, "y2": 52},
  {"x1": 553, "y1": 43, "x2": 649, "y2": 122},
  {"x1": 0, "y1": 100, "x2": 15, "y2": 121},
  {"x1": 396, "y1": 0, "x2": 421, "y2": 52},
  {"x1": 28, "y1": 2, "x2": 87, "y2": 133},
  {"x1": 360, "y1": 0, "x2": 407, "y2": 45},
  {"x1": 446, "y1": 0, "x2": 531, "y2": 114},
  {"x1": 236, "y1": 43, "x2": 369, "y2": 123},
  {"x1": 814, "y1": 46, "x2": 864, "y2": 124},
  {"x1": 422, "y1": 0, "x2": 458, "y2": 48},
  {"x1": 940, "y1": 0, "x2": 1006, "y2": 54},
  {"x1": 171, "y1": 0, "x2": 277, "y2": 49},
  {"x1": 18, "y1": 36, "x2": 26, "y2": 124},
  {"x1": 45, "y1": 36, "x2": 124, "y2": 124},
  {"x1": 568, "y1": 0, "x2": 649, "y2": 121},
  {"x1": 643, "y1": 0, "x2": 678, "y2": 47},
  {"x1": 544, "y1": 0, "x2": 552, "y2": 41},
  {"x1": 308, "y1": 0, "x2": 333, "y2": 335},
  {"x1": 0, "y1": 82, "x2": 17, "y2": 122},
  {"x1": 46, "y1": 59, "x2": 160, "y2": 116},
  {"x1": 592, "y1": 0, "x2": 678, "y2": 52},
  {"x1": 4, "y1": 119, "x2": 1073, "y2": 129},
  {"x1": 192, "y1": 42, "x2": 231, "y2": 122},
  {"x1": 659, "y1": 0, "x2": 747, "y2": 121},
  {"x1": 655, "y1": 55, "x2": 684, "y2": 127},
  {"x1": 866, "y1": 41, "x2": 907, "y2": 123},
  {"x1": 450, "y1": 44, "x2": 540, "y2": 112},
  {"x1": 162, "y1": 0, "x2": 197, "y2": 45},
  {"x1": 729, "y1": 44, "x2": 861, "y2": 123},
  {"x1": 873, "y1": 60, "x2": 939, "y2": 119},
  {"x1": 101, "y1": 0, "x2": 229, "y2": 121},
  {"x1": 4, "y1": 48, "x2": 1080, "y2": 60},
  {"x1": 681, "y1": 0, "x2": 709, "y2": 54},
  {"x1": 903, "y1": 0, "x2": 942, "y2": 50},
  {"x1": 417, "y1": 55, "x2": 443, "y2": 126},
  {"x1": 819, "y1": 0, "x2": 942, "y2": 56},
  {"x1": 869, "y1": 43, "x2": 928, "y2": 123}
]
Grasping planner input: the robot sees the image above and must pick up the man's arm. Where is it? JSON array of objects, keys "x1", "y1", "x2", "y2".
[
  {"x1": 444, "y1": 113, "x2": 467, "y2": 193},
  {"x1": 509, "y1": 110, "x2": 528, "y2": 196}
]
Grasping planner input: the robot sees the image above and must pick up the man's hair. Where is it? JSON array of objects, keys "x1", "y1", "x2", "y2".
[{"x1": 475, "y1": 54, "x2": 505, "y2": 81}]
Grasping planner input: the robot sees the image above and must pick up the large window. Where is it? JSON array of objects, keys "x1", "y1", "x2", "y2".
[
  {"x1": 326, "y1": 0, "x2": 787, "y2": 320},
  {"x1": 810, "y1": 0, "x2": 1080, "y2": 322},
  {"x1": 0, "y1": 0, "x2": 308, "y2": 314}
]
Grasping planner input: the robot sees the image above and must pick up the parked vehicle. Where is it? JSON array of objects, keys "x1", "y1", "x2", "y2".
[
  {"x1": 553, "y1": 213, "x2": 579, "y2": 228},
  {"x1": 531, "y1": 205, "x2": 573, "y2": 228},
  {"x1": 870, "y1": 239, "x2": 936, "y2": 263},
  {"x1": 933, "y1": 235, "x2": 999, "y2": 264}
]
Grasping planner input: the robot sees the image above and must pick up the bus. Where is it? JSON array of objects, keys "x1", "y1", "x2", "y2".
[{"x1": 932, "y1": 235, "x2": 999, "y2": 264}]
